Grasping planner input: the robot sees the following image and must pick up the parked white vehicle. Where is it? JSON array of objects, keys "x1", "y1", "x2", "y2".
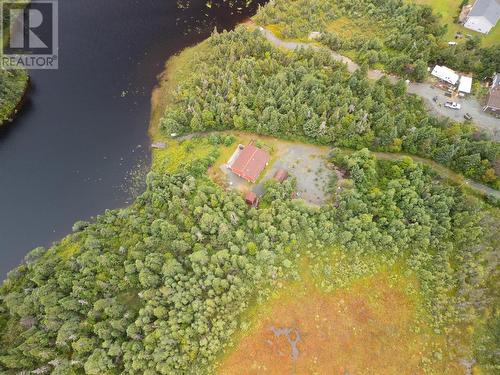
[{"x1": 444, "y1": 101, "x2": 461, "y2": 110}]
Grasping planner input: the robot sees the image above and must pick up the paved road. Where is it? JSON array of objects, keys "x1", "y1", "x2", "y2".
[{"x1": 258, "y1": 27, "x2": 500, "y2": 140}]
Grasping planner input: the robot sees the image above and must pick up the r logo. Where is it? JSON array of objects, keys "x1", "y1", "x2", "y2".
[
  {"x1": 10, "y1": 8, "x2": 49, "y2": 49},
  {"x1": 1, "y1": 0, "x2": 58, "y2": 69}
]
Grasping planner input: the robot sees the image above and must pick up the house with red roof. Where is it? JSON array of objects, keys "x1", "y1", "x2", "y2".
[{"x1": 228, "y1": 143, "x2": 270, "y2": 183}]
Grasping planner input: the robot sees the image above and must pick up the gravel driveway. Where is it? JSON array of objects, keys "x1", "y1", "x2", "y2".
[
  {"x1": 253, "y1": 144, "x2": 332, "y2": 205},
  {"x1": 407, "y1": 83, "x2": 500, "y2": 140},
  {"x1": 219, "y1": 143, "x2": 332, "y2": 204}
]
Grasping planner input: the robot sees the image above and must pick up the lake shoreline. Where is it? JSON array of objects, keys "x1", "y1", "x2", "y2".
[{"x1": 148, "y1": 18, "x2": 255, "y2": 143}]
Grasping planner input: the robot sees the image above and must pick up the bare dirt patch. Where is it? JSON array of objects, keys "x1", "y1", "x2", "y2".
[{"x1": 218, "y1": 274, "x2": 458, "y2": 375}]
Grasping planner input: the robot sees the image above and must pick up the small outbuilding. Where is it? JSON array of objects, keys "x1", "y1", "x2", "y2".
[
  {"x1": 274, "y1": 169, "x2": 289, "y2": 183},
  {"x1": 308, "y1": 31, "x2": 322, "y2": 40},
  {"x1": 458, "y1": 76, "x2": 473, "y2": 94},
  {"x1": 431, "y1": 65, "x2": 460, "y2": 85},
  {"x1": 245, "y1": 191, "x2": 259, "y2": 207}
]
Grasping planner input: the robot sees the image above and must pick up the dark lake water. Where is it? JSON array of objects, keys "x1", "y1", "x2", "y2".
[{"x1": 0, "y1": 0, "x2": 265, "y2": 279}]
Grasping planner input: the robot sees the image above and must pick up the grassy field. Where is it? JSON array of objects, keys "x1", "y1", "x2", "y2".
[
  {"x1": 325, "y1": 16, "x2": 390, "y2": 70},
  {"x1": 326, "y1": 16, "x2": 386, "y2": 39},
  {"x1": 151, "y1": 137, "x2": 216, "y2": 173},
  {"x1": 408, "y1": 0, "x2": 500, "y2": 46},
  {"x1": 217, "y1": 256, "x2": 462, "y2": 375}
]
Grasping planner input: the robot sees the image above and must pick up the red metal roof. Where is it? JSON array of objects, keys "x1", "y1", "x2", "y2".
[
  {"x1": 230, "y1": 144, "x2": 270, "y2": 182},
  {"x1": 274, "y1": 169, "x2": 289, "y2": 183}
]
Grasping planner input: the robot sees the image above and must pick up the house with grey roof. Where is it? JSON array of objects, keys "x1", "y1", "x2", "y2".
[{"x1": 464, "y1": 0, "x2": 500, "y2": 34}]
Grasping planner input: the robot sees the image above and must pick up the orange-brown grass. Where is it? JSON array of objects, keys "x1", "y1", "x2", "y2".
[{"x1": 218, "y1": 273, "x2": 459, "y2": 375}]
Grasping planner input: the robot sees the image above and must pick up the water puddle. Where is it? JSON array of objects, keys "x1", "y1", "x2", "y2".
[{"x1": 270, "y1": 326, "x2": 301, "y2": 361}]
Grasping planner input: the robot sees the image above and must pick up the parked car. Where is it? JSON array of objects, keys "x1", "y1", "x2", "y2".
[
  {"x1": 464, "y1": 113, "x2": 472, "y2": 120},
  {"x1": 444, "y1": 101, "x2": 461, "y2": 110},
  {"x1": 445, "y1": 92, "x2": 452, "y2": 98},
  {"x1": 432, "y1": 96, "x2": 438, "y2": 102}
]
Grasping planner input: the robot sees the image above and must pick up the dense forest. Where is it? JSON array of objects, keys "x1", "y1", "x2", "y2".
[
  {"x1": 255, "y1": 0, "x2": 500, "y2": 80},
  {"x1": 160, "y1": 27, "x2": 499, "y2": 188},
  {"x1": 0, "y1": 69, "x2": 28, "y2": 126},
  {"x1": 1, "y1": 139, "x2": 498, "y2": 373}
]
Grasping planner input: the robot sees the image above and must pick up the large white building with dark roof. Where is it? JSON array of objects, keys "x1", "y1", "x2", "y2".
[{"x1": 464, "y1": 0, "x2": 500, "y2": 34}]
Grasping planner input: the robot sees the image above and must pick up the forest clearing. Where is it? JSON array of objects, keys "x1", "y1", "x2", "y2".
[{"x1": 151, "y1": 131, "x2": 500, "y2": 200}]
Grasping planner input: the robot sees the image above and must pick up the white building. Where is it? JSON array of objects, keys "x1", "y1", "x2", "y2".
[
  {"x1": 431, "y1": 65, "x2": 459, "y2": 85},
  {"x1": 458, "y1": 76, "x2": 473, "y2": 94},
  {"x1": 464, "y1": 0, "x2": 500, "y2": 34}
]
